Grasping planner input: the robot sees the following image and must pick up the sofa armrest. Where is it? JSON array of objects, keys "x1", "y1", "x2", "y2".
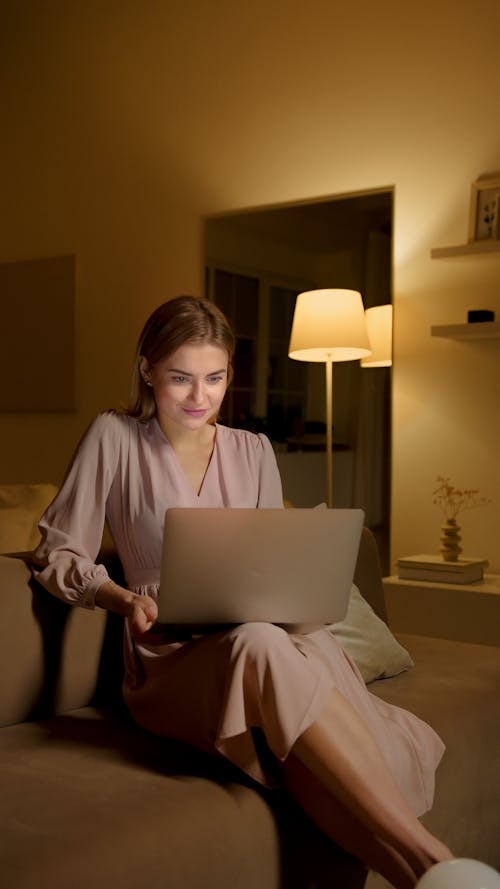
[
  {"x1": 0, "y1": 554, "x2": 113, "y2": 726},
  {"x1": 353, "y1": 528, "x2": 388, "y2": 623}
]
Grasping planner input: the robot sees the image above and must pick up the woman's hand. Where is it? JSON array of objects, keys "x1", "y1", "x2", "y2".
[
  {"x1": 125, "y1": 594, "x2": 159, "y2": 642},
  {"x1": 96, "y1": 581, "x2": 158, "y2": 642}
]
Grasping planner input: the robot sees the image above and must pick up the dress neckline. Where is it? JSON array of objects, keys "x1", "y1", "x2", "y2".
[{"x1": 153, "y1": 417, "x2": 218, "y2": 498}]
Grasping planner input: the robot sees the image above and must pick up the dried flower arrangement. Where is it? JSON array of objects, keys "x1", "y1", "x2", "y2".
[{"x1": 433, "y1": 476, "x2": 491, "y2": 522}]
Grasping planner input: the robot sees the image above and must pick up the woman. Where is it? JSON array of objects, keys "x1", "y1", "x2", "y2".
[{"x1": 34, "y1": 295, "x2": 453, "y2": 888}]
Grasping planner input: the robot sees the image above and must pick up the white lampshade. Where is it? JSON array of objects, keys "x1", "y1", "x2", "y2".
[
  {"x1": 416, "y1": 859, "x2": 500, "y2": 889},
  {"x1": 361, "y1": 304, "x2": 393, "y2": 367},
  {"x1": 288, "y1": 289, "x2": 372, "y2": 362}
]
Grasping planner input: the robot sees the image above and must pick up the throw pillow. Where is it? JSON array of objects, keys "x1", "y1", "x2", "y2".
[
  {"x1": 0, "y1": 483, "x2": 58, "y2": 553},
  {"x1": 329, "y1": 584, "x2": 414, "y2": 684}
]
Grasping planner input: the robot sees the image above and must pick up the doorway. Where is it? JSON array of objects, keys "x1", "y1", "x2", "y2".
[{"x1": 204, "y1": 189, "x2": 393, "y2": 571}]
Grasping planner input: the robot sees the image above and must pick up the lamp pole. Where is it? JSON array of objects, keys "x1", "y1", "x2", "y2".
[{"x1": 325, "y1": 354, "x2": 333, "y2": 508}]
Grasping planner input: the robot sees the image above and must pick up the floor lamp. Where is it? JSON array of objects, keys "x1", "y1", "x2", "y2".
[
  {"x1": 288, "y1": 289, "x2": 371, "y2": 508},
  {"x1": 360, "y1": 304, "x2": 393, "y2": 368}
]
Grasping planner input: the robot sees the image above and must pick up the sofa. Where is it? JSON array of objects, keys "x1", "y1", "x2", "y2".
[{"x1": 1, "y1": 499, "x2": 499, "y2": 888}]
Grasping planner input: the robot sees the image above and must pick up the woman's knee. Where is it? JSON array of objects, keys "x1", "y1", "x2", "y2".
[{"x1": 227, "y1": 621, "x2": 290, "y2": 656}]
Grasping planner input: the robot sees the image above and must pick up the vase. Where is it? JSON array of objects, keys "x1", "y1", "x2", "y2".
[{"x1": 440, "y1": 519, "x2": 462, "y2": 561}]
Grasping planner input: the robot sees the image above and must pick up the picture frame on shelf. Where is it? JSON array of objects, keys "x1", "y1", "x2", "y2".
[{"x1": 468, "y1": 175, "x2": 500, "y2": 242}]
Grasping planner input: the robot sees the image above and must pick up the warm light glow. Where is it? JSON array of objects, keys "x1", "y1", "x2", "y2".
[
  {"x1": 361, "y1": 304, "x2": 393, "y2": 367},
  {"x1": 288, "y1": 289, "x2": 372, "y2": 362}
]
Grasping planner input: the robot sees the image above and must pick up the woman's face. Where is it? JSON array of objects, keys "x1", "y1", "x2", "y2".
[{"x1": 140, "y1": 342, "x2": 229, "y2": 432}]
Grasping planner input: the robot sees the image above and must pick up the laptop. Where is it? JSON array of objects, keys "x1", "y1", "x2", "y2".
[{"x1": 157, "y1": 507, "x2": 364, "y2": 626}]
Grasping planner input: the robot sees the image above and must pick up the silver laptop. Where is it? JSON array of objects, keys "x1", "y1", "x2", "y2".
[{"x1": 157, "y1": 507, "x2": 364, "y2": 625}]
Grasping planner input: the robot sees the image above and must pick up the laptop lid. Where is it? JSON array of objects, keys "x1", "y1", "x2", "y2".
[{"x1": 157, "y1": 507, "x2": 364, "y2": 625}]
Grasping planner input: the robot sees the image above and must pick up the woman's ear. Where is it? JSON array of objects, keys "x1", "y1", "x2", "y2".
[{"x1": 138, "y1": 355, "x2": 151, "y2": 385}]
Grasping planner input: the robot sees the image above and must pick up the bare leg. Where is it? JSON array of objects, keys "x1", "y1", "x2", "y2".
[
  {"x1": 289, "y1": 690, "x2": 453, "y2": 883},
  {"x1": 282, "y1": 752, "x2": 417, "y2": 889}
]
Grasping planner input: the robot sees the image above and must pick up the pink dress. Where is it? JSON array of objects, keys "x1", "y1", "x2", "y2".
[{"x1": 34, "y1": 411, "x2": 444, "y2": 810}]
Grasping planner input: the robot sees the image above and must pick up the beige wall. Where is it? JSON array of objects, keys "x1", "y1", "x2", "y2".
[{"x1": 2, "y1": 1, "x2": 500, "y2": 568}]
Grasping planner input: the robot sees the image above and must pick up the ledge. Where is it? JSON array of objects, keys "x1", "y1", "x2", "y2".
[
  {"x1": 431, "y1": 322, "x2": 500, "y2": 340},
  {"x1": 430, "y1": 241, "x2": 500, "y2": 258}
]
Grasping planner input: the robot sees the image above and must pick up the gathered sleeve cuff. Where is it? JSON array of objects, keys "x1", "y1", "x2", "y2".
[{"x1": 33, "y1": 536, "x2": 111, "y2": 610}]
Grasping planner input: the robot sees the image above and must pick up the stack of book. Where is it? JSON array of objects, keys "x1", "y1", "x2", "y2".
[{"x1": 397, "y1": 554, "x2": 489, "y2": 584}]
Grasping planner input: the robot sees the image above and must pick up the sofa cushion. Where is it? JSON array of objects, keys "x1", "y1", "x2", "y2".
[
  {"x1": 0, "y1": 709, "x2": 280, "y2": 889},
  {"x1": 0, "y1": 708, "x2": 366, "y2": 889},
  {"x1": 369, "y1": 633, "x2": 500, "y2": 867},
  {"x1": 0, "y1": 483, "x2": 58, "y2": 553},
  {"x1": 329, "y1": 585, "x2": 414, "y2": 683}
]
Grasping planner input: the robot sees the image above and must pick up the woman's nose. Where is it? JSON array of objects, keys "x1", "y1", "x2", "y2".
[{"x1": 189, "y1": 381, "x2": 205, "y2": 403}]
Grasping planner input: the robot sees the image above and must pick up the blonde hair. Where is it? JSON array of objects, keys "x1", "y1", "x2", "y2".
[{"x1": 125, "y1": 296, "x2": 235, "y2": 421}]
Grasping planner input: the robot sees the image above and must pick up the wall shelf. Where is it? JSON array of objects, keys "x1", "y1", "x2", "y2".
[
  {"x1": 431, "y1": 241, "x2": 500, "y2": 258},
  {"x1": 431, "y1": 321, "x2": 500, "y2": 340}
]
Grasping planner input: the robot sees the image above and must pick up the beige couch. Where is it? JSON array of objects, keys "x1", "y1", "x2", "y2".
[{"x1": 1, "y1": 515, "x2": 499, "y2": 888}]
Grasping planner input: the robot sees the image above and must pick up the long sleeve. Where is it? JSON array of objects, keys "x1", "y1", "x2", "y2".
[{"x1": 33, "y1": 413, "x2": 121, "y2": 608}]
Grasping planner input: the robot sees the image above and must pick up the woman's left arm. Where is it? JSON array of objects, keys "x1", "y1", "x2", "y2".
[{"x1": 256, "y1": 434, "x2": 284, "y2": 508}]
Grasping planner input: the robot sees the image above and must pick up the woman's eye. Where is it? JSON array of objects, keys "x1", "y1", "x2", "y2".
[
  {"x1": 207, "y1": 375, "x2": 224, "y2": 384},
  {"x1": 172, "y1": 375, "x2": 187, "y2": 384}
]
